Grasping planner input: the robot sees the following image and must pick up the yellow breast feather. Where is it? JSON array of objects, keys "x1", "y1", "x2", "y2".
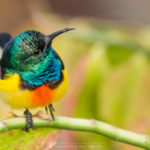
[{"x1": 0, "y1": 70, "x2": 68, "y2": 109}]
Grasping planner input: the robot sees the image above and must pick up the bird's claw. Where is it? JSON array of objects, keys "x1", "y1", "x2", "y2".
[
  {"x1": 34, "y1": 111, "x2": 53, "y2": 120},
  {"x1": 7, "y1": 111, "x2": 20, "y2": 119}
]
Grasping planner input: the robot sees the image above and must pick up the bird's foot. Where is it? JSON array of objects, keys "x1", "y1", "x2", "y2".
[
  {"x1": 45, "y1": 106, "x2": 48, "y2": 114},
  {"x1": 49, "y1": 104, "x2": 55, "y2": 112},
  {"x1": 24, "y1": 109, "x2": 34, "y2": 132},
  {"x1": 48, "y1": 104, "x2": 55, "y2": 120},
  {"x1": 44, "y1": 104, "x2": 55, "y2": 120},
  {"x1": 34, "y1": 111, "x2": 53, "y2": 120}
]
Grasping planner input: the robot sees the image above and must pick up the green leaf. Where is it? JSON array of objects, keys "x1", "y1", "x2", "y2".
[{"x1": 0, "y1": 128, "x2": 60, "y2": 150}]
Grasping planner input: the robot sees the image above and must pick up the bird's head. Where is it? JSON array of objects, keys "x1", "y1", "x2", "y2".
[{"x1": 2, "y1": 28, "x2": 74, "y2": 72}]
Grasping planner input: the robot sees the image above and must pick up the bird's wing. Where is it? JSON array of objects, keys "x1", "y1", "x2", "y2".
[
  {"x1": 0, "y1": 33, "x2": 12, "y2": 78},
  {"x1": 0, "y1": 33, "x2": 12, "y2": 58},
  {"x1": 0, "y1": 33, "x2": 12, "y2": 48}
]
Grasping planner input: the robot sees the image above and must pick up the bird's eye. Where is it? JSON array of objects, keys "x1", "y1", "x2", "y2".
[
  {"x1": 31, "y1": 40, "x2": 45, "y2": 57},
  {"x1": 32, "y1": 49, "x2": 43, "y2": 56}
]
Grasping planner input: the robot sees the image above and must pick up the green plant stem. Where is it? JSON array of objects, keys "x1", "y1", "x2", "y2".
[{"x1": 0, "y1": 116, "x2": 150, "y2": 149}]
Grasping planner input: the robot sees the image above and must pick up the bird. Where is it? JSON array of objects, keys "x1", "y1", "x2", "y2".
[{"x1": 0, "y1": 28, "x2": 74, "y2": 132}]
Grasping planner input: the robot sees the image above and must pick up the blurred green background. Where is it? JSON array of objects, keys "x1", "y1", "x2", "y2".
[{"x1": 0, "y1": 0, "x2": 150, "y2": 150}]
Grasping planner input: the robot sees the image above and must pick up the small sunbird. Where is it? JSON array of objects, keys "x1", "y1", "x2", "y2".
[{"x1": 0, "y1": 28, "x2": 74, "y2": 132}]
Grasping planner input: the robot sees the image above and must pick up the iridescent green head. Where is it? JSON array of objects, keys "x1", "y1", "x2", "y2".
[
  {"x1": 1, "y1": 28, "x2": 74, "y2": 85},
  {"x1": 2, "y1": 28, "x2": 74, "y2": 72}
]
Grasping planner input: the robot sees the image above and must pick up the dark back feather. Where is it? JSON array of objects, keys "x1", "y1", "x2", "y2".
[{"x1": 0, "y1": 33, "x2": 12, "y2": 48}]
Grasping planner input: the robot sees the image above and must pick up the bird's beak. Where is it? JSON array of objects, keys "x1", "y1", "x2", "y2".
[{"x1": 45, "y1": 27, "x2": 75, "y2": 45}]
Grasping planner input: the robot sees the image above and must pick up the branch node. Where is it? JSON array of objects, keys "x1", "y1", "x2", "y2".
[{"x1": 90, "y1": 119, "x2": 96, "y2": 125}]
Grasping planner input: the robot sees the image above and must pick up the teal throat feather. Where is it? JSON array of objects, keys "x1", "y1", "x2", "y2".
[{"x1": 19, "y1": 49, "x2": 62, "y2": 86}]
